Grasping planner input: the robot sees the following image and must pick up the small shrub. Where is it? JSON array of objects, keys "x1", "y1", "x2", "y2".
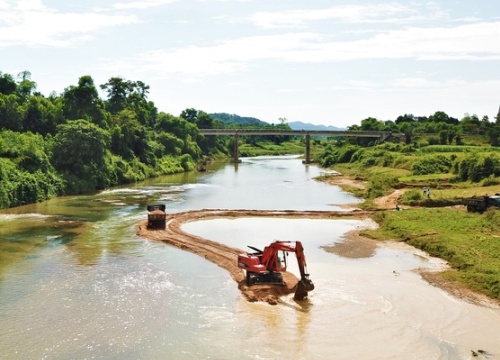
[
  {"x1": 481, "y1": 175, "x2": 500, "y2": 187},
  {"x1": 428, "y1": 137, "x2": 440, "y2": 145},
  {"x1": 366, "y1": 173, "x2": 399, "y2": 199},
  {"x1": 412, "y1": 155, "x2": 452, "y2": 175},
  {"x1": 402, "y1": 189, "x2": 423, "y2": 204}
]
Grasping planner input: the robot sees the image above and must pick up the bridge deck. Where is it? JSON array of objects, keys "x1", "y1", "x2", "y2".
[
  {"x1": 197, "y1": 129, "x2": 403, "y2": 164},
  {"x1": 199, "y1": 129, "x2": 402, "y2": 138}
]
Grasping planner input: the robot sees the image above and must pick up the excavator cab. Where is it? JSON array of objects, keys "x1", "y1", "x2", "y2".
[{"x1": 275, "y1": 251, "x2": 287, "y2": 272}]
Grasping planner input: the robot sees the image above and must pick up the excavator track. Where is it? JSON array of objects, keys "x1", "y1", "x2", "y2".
[{"x1": 247, "y1": 271, "x2": 284, "y2": 286}]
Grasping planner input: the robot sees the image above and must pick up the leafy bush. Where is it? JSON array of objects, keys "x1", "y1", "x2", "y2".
[
  {"x1": 401, "y1": 189, "x2": 423, "y2": 204},
  {"x1": 428, "y1": 137, "x2": 440, "y2": 145},
  {"x1": 318, "y1": 144, "x2": 360, "y2": 167},
  {"x1": 366, "y1": 173, "x2": 399, "y2": 199},
  {"x1": 412, "y1": 155, "x2": 452, "y2": 175},
  {"x1": 481, "y1": 175, "x2": 500, "y2": 187},
  {"x1": 455, "y1": 154, "x2": 500, "y2": 182}
]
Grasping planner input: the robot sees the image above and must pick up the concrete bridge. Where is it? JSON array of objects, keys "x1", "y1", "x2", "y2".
[{"x1": 199, "y1": 129, "x2": 403, "y2": 163}]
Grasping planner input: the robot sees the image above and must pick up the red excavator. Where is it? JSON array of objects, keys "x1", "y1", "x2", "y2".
[{"x1": 237, "y1": 240, "x2": 315, "y2": 300}]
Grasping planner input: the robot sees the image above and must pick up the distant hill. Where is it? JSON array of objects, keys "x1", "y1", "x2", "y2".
[
  {"x1": 209, "y1": 113, "x2": 268, "y2": 126},
  {"x1": 209, "y1": 113, "x2": 345, "y2": 131},
  {"x1": 288, "y1": 121, "x2": 345, "y2": 131}
]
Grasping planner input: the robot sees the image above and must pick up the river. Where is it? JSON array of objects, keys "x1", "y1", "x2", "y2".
[{"x1": 0, "y1": 155, "x2": 499, "y2": 359}]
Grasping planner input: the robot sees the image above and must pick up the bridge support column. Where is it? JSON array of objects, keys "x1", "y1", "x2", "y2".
[
  {"x1": 233, "y1": 133, "x2": 241, "y2": 163},
  {"x1": 303, "y1": 134, "x2": 311, "y2": 164}
]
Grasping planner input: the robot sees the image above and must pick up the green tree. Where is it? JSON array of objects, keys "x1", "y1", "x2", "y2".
[
  {"x1": 0, "y1": 72, "x2": 17, "y2": 95},
  {"x1": 428, "y1": 111, "x2": 458, "y2": 125},
  {"x1": 180, "y1": 108, "x2": 198, "y2": 123},
  {"x1": 16, "y1": 71, "x2": 37, "y2": 101},
  {"x1": 110, "y1": 109, "x2": 151, "y2": 163},
  {"x1": 395, "y1": 114, "x2": 415, "y2": 125},
  {"x1": 63, "y1": 75, "x2": 110, "y2": 128},
  {"x1": 156, "y1": 112, "x2": 198, "y2": 140},
  {"x1": 460, "y1": 114, "x2": 482, "y2": 134},
  {"x1": 100, "y1": 77, "x2": 134, "y2": 114},
  {"x1": 125, "y1": 80, "x2": 157, "y2": 127},
  {"x1": 0, "y1": 94, "x2": 24, "y2": 131},
  {"x1": 23, "y1": 96, "x2": 64, "y2": 135},
  {"x1": 357, "y1": 117, "x2": 385, "y2": 131},
  {"x1": 51, "y1": 120, "x2": 111, "y2": 193},
  {"x1": 487, "y1": 125, "x2": 500, "y2": 146}
]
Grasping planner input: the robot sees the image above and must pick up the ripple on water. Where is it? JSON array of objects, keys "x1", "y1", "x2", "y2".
[{"x1": 0, "y1": 213, "x2": 53, "y2": 221}]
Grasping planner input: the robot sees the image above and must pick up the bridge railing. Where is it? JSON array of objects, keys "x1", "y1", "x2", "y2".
[{"x1": 199, "y1": 129, "x2": 403, "y2": 138}]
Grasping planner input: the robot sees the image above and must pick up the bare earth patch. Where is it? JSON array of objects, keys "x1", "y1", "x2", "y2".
[
  {"x1": 372, "y1": 189, "x2": 405, "y2": 209},
  {"x1": 321, "y1": 220, "x2": 379, "y2": 258},
  {"x1": 322, "y1": 173, "x2": 367, "y2": 190}
]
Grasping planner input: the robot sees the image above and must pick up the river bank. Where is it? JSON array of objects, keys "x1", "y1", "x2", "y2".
[{"x1": 321, "y1": 173, "x2": 500, "y2": 308}]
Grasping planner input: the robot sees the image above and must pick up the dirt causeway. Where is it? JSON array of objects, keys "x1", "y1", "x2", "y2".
[{"x1": 137, "y1": 209, "x2": 374, "y2": 305}]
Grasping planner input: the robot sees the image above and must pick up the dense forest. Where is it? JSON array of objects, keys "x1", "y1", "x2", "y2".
[{"x1": 1, "y1": 70, "x2": 499, "y2": 209}]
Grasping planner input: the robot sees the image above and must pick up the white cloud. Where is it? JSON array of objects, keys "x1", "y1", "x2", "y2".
[
  {"x1": 362, "y1": 22, "x2": 500, "y2": 61},
  {"x1": 113, "y1": 0, "x2": 178, "y2": 10},
  {"x1": 15, "y1": 0, "x2": 45, "y2": 11},
  {"x1": 0, "y1": 3, "x2": 138, "y2": 47},
  {"x1": 249, "y1": 3, "x2": 445, "y2": 29},
  {"x1": 98, "y1": 19, "x2": 500, "y2": 82}
]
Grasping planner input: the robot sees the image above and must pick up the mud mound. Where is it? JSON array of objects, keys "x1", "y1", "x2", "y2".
[{"x1": 137, "y1": 208, "x2": 373, "y2": 304}]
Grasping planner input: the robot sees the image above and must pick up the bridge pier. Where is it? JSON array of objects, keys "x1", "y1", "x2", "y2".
[
  {"x1": 302, "y1": 134, "x2": 311, "y2": 164},
  {"x1": 232, "y1": 133, "x2": 241, "y2": 163}
]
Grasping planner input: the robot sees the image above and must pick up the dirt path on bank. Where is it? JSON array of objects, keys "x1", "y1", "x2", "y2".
[
  {"x1": 373, "y1": 189, "x2": 405, "y2": 209},
  {"x1": 322, "y1": 173, "x2": 404, "y2": 210},
  {"x1": 137, "y1": 209, "x2": 374, "y2": 305}
]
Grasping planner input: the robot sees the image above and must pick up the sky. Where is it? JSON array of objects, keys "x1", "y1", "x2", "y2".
[{"x1": 1, "y1": 0, "x2": 500, "y2": 128}]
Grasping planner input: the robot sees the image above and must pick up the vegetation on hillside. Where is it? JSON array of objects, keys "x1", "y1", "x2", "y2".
[{"x1": 209, "y1": 113, "x2": 267, "y2": 127}]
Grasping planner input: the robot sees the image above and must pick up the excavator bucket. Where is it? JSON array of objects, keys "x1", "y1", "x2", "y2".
[{"x1": 293, "y1": 278, "x2": 315, "y2": 301}]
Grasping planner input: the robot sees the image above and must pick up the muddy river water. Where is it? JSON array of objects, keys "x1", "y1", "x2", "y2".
[{"x1": 0, "y1": 156, "x2": 499, "y2": 359}]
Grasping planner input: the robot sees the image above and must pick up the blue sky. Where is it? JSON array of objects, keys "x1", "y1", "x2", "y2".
[{"x1": 1, "y1": 0, "x2": 499, "y2": 127}]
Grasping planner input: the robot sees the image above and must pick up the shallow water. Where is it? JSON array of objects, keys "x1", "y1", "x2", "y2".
[
  {"x1": 0, "y1": 156, "x2": 499, "y2": 359},
  {"x1": 183, "y1": 218, "x2": 500, "y2": 359}
]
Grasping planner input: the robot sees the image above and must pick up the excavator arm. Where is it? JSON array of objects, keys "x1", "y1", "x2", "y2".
[{"x1": 237, "y1": 240, "x2": 314, "y2": 300}]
